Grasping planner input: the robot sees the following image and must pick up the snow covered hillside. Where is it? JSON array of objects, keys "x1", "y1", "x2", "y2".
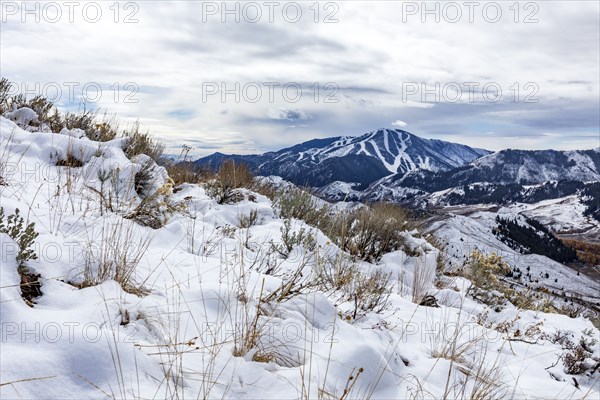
[
  {"x1": 1, "y1": 115, "x2": 599, "y2": 399},
  {"x1": 430, "y1": 209, "x2": 600, "y2": 301}
]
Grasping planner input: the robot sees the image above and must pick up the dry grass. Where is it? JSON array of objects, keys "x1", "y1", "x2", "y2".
[
  {"x1": 78, "y1": 217, "x2": 153, "y2": 295},
  {"x1": 412, "y1": 256, "x2": 436, "y2": 304},
  {"x1": 315, "y1": 253, "x2": 392, "y2": 319},
  {"x1": 232, "y1": 280, "x2": 268, "y2": 358}
]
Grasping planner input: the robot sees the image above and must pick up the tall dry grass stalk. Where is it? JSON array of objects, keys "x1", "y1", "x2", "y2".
[{"x1": 80, "y1": 217, "x2": 153, "y2": 294}]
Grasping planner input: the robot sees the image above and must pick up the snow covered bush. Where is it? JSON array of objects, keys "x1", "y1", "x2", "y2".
[
  {"x1": 4, "y1": 106, "x2": 39, "y2": 128},
  {"x1": 239, "y1": 209, "x2": 259, "y2": 229},
  {"x1": 61, "y1": 109, "x2": 98, "y2": 135},
  {"x1": 24, "y1": 96, "x2": 57, "y2": 128},
  {"x1": 126, "y1": 181, "x2": 185, "y2": 229},
  {"x1": 314, "y1": 254, "x2": 358, "y2": 292},
  {"x1": 352, "y1": 269, "x2": 392, "y2": 316},
  {"x1": 562, "y1": 329, "x2": 600, "y2": 375},
  {"x1": 0, "y1": 208, "x2": 41, "y2": 306},
  {"x1": 0, "y1": 80, "x2": 50, "y2": 124},
  {"x1": 125, "y1": 154, "x2": 184, "y2": 228},
  {"x1": 314, "y1": 254, "x2": 392, "y2": 318}
]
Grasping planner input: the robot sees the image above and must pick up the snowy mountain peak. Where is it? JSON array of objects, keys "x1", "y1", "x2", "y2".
[{"x1": 195, "y1": 128, "x2": 490, "y2": 188}]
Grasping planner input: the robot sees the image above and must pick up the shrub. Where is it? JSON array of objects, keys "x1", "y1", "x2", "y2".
[
  {"x1": 504, "y1": 289, "x2": 557, "y2": 313},
  {"x1": 62, "y1": 108, "x2": 97, "y2": 133},
  {"x1": 315, "y1": 254, "x2": 392, "y2": 318},
  {"x1": 166, "y1": 161, "x2": 204, "y2": 186},
  {"x1": 252, "y1": 179, "x2": 278, "y2": 200},
  {"x1": 461, "y1": 250, "x2": 563, "y2": 312},
  {"x1": 122, "y1": 121, "x2": 165, "y2": 163},
  {"x1": 26, "y1": 96, "x2": 54, "y2": 125},
  {"x1": 1, "y1": 79, "x2": 164, "y2": 157},
  {"x1": 239, "y1": 209, "x2": 259, "y2": 229},
  {"x1": 353, "y1": 269, "x2": 392, "y2": 315},
  {"x1": 262, "y1": 257, "x2": 314, "y2": 304},
  {"x1": 314, "y1": 254, "x2": 358, "y2": 292},
  {"x1": 0, "y1": 207, "x2": 39, "y2": 267},
  {"x1": 0, "y1": 77, "x2": 11, "y2": 114},
  {"x1": 126, "y1": 162, "x2": 185, "y2": 229},
  {"x1": 0, "y1": 207, "x2": 41, "y2": 306},
  {"x1": 327, "y1": 203, "x2": 411, "y2": 262},
  {"x1": 55, "y1": 144, "x2": 85, "y2": 168},
  {"x1": 163, "y1": 145, "x2": 207, "y2": 186},
  {"x1": 85, "y1": 112, "x2": 120, "y2": 142},
  {"x1": 562, "y1": 329, "x2": 599, "y2": 375},
  {"x1": 275, "y1": 187, "x2": 330, "y2": 228},
  {"x1": 1, "y1": 88, "x2": 52, "y2": 129},
  {"x1": 125, "y1": 183, "x2": 185, "y2": 229},
  {"x1": 273, "y1": 219, "x2": 316, "y2": 258},
  {"x1": 133, "y1": 156, "x2": 158, "y2": 198},
  {"x1": 203, "y1": 160, "x2": 254, "y2": 204},
  {"x1": 465, "y1": 250, "x2": 511, "y2": 290}
]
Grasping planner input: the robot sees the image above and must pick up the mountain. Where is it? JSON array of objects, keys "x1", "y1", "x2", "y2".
[
  {"x1": 398, "y1": 148, "x2": 600, "y2": 192},
  {"x1": 194, "y1": 129, "x2": 490, "y2": 188},
  {"x1": 357, "y1": 149, "x2": 600, "y2": 213},
  {"x1": 195, "y1": 131, "x2": 600, "y2": 212}
]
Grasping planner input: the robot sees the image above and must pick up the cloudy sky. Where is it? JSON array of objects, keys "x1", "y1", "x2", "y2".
[{"x1": 1, "y1": 1, "x2": 599, "y2": 156}]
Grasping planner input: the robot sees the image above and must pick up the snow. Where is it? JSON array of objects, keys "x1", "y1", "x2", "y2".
[
  {"x1": 3, "y1": 106, "x2": 39, "y2": 127},
  {"x1": 1, "y1": 116, "x2": 599, "y2": 399},
  {"x1": 514, "y1": 195, "x2": 600, "y2": 235}
]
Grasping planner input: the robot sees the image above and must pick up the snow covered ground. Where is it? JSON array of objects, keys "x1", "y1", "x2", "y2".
[
  {"x1": 1, "y1": 116, "x2": 599, "y2": 399},
  {"x1": 514, "y1": 196, "x2": 600, "y2": 241}
]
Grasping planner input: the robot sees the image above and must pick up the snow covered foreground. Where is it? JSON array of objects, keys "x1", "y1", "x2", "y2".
[{"x1": 1, "y1": 116, "x2": 599, "y2": 399}]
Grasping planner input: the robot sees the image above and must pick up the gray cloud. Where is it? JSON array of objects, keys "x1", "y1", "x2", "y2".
[{"x1": 267, "y1": 108, "x2": 312, "y2": 121}]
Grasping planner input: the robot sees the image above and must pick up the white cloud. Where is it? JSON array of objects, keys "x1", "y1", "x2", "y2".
[{"x1": 391, "y1": 120, "x2": 407, "y2": 128}]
